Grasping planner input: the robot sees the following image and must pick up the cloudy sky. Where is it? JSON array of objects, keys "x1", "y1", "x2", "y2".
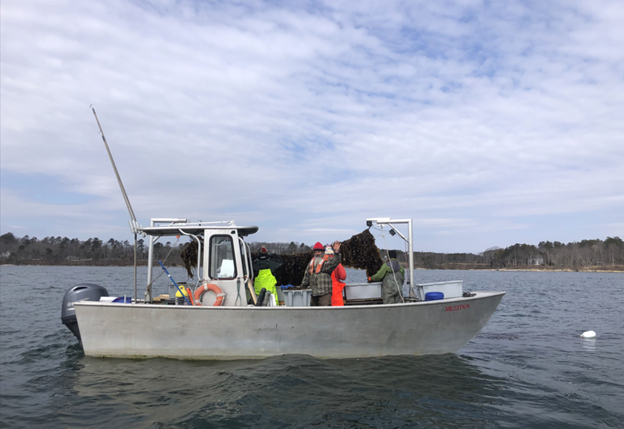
[{"x1": 1, "y1": 0, "x2": 623, "y2": 253}]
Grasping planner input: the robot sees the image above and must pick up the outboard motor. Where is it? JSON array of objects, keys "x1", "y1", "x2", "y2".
[{"x1": 61, "y1": 283, "x2": 109, "y2": 340}]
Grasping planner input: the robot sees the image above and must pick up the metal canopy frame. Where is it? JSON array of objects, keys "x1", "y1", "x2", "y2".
[
  {"x1": 143, "y1": 219, "x2": 259, "y2": 301},
  {"x1": 138, "y1": 220, "x2": 258, "y2": 238},
  {"x1": 366, "y1": 218, "x2": 414, "y2": 294}
]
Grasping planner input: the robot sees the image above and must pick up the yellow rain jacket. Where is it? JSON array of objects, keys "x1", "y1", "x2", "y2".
[{"x1": 254, "y1": 269, "x2": 278, "y2": 298}]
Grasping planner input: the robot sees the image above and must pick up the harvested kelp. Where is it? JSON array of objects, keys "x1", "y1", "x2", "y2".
[
  {"x1": 340, "y1": 228, "x2": 383, "y2": 277},
  {"x1": 180, "y1": 229, "x2": 383, "y2": 285},
  {"x1": 271, "y1": 252, "x2": 313, "y2": 287},
  {"x1": 180, "y1": 239, "x2": 201, "y2": 278},
  {"x1": 251, "y1": 229, "x2": 383, "y2": 286}
]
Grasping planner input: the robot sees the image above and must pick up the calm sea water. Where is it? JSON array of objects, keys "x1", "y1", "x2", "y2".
[{"x1": 0, "y1": 266, "x2": 622, "y2": 428}]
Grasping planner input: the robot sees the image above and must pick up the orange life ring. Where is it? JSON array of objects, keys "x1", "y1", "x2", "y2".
[{"x1": 193, "y1": 283, "x2": 225, "y2": 306}]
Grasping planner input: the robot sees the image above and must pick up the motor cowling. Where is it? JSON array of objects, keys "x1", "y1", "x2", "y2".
[{"x1": 61, "y1": 283, "x2": 109, "y2": 340}]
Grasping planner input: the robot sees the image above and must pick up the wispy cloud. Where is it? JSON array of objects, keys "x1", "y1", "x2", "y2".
[{"x1": 1, "y1": 0, "x2": 622, "y2": 252}]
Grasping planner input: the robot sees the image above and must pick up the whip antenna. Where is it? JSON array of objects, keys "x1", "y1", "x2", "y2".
[
  {"x1": 92, "y1": 107, "x2": 140, "y2": 302},
  {"x1": 92, "y1": 107, "x2": 138, "y2": 232}
]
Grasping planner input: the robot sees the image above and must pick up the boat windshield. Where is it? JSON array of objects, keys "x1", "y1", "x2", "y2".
[{"x1": 209, "y1": 235, "x2": 236, "y2": 280}]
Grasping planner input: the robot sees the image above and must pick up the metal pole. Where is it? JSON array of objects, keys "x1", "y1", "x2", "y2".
[
  {"x1": 146, "y1": 234, "x2": 154, "y2": 301},
  {"x1": 408, "y1": 219, "x2": 414, "y2": 296},
  {"x1": 92, "y1": 108, "x2": 137, "y2": 227},
  {"x1": 367, "y1": 218, "x2": 416, "y2": 297},
  {"x1": 134, "y1": 232, "x2": 138, "y2": 303},
  {"x1": 92, "y1": 107, "x2": 142, "y2": 302}
]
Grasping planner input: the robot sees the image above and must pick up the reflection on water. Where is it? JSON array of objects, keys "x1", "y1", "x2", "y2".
[
  {"x1": 580, "y1": 338, "x2": 597, "y2": 352},
  {"x1": 63, "y1": 353, "x2": 505, "y2": 428}
]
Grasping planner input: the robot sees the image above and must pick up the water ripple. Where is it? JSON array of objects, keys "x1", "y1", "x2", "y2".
[{"x1": 1, "y1": 266, "x2": 623, "y2": 428}]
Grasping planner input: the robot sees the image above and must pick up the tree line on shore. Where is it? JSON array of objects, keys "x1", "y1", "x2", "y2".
[
  {"x1": 1, "y1": 232, "x2": 622, "y2": 271},
  {"x1": 409, "y1": 237, "x2": 624, "y2": 270},
  {"x1": 0, "y1": 233, "x2": 315, "y2": 267}
]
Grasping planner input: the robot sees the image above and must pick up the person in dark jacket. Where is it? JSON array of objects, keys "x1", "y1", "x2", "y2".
[
  {"x1": 252, "y1": 247, "x2": 283, "y2": 300},
  {"x1": 300, "y1": 241, "x2": 342, "y2": 306},
  {"x1": 369, "y1": 250, "x2": 404, "y2": 304}
]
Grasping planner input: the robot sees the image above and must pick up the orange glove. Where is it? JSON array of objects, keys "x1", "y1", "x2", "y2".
[{"x1": 367, "y1": 276, "x2": 371, "y2": 283}]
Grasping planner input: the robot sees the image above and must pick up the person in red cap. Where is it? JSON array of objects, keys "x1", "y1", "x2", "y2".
[{"x1": 300, "y1": 240, "x2": 342, "y2": 306}]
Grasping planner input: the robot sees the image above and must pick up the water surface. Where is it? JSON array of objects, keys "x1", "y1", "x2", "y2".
[{"x1": 1, "y1": 266, "x2": 622, "y2": 428}]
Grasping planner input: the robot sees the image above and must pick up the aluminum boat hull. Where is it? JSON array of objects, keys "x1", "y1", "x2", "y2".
[{"x1": 74, "y1": 291, "x2": 505, "y2": 359}]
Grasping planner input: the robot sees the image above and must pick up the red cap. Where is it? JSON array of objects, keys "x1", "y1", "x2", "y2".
[
  {"x1": 313, "y1": 242, "x2": 324, "y2": 251},
  {"x1": 260, "y1": 246, "x2": 267, "y2": 254}
]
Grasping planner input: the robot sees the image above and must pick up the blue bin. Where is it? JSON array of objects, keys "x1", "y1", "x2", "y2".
[
  {"x1": 112, "y1": 296, "x2": 132, "y2": 303},
  {"x1": 425, "y1": 292, "x2": 444, "y2": 301}
]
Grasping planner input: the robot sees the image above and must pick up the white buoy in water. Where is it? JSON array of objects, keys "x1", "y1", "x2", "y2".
[{"x1": 580, "y1": 330, "x2": 596, "y2": 338}]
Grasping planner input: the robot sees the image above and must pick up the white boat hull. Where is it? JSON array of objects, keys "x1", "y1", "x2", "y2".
[{"x1": 74, "y1": 292, "x2": 505, "y2": 359}]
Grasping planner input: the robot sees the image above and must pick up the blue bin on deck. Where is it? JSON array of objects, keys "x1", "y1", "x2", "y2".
[
  {"x1": 425, "y1": 292, "x2": 444, "y2": 301},
  {"x1": 112, "y1": 296, "x2": 132, "y2": 303}
]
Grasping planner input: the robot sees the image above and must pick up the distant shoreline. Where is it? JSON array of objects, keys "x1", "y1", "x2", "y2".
[
  {"x1": 415, "y1": 267, "x2": 623, "y2": 273},
  {"x1": 2, "y1": 263, "x2": 622, "y2": 273}
]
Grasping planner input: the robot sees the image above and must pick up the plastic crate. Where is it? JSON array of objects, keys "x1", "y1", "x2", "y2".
[
  {"x1": 283, "y1": 289, "x2": 312, "y2": 307},
  {"x1": 416, "y1": 281, "x2": 462, "y2": 301},
  {"x1": 344, "y1": 282, "x2": 382, "y2": 300}
]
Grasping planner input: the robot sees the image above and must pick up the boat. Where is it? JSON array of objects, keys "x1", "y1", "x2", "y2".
[
  {"x1": 62, "y1": 216, "x2": 505, "y2": 359},
  {"x1": 60, "y1": 110, "x2": 505, "y2": 359}
]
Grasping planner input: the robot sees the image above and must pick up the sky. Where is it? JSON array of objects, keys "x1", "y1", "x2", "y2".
[{"x1": 1, "y1": 0, "x2": 623, "y2": 254}]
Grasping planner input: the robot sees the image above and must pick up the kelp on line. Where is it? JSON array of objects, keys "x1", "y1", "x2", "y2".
[
  {"x1": 180, "y1": 229, "x2": 383, "y2": 286},
  {"x1": 180, "y1": 240, "x2": 201, "y2": 278}
]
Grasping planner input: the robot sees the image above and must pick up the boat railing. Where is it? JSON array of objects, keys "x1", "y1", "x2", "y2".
[
  {"x1": 159, "y1": 220, "x2": 237, "y2": 228},
  {"x1": 238, "y1": 237, "x2": 253, "y2": 281}
]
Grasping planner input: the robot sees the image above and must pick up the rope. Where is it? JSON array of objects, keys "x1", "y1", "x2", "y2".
[
  {"x1": 146, "y1": 236, "x2": 181, "y2": 291},
  {"x1": 378, "y1": 228, "x2": 405, "y2": 303},
  {"x1": 235, "y1": 278, "x2": 242, "y2": 306}
]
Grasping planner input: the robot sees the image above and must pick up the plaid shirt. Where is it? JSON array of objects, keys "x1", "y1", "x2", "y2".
[{"x1": 300, "y1": 253, "x2": 342, "y2": 296}]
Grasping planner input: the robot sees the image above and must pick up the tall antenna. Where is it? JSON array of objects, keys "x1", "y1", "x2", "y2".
[
  {"x1": 92, "y1": 107, "x2": 139, "y2": 302},
  {"x1": 92, "y1": 107, "x2": 138, "y2": 232}
]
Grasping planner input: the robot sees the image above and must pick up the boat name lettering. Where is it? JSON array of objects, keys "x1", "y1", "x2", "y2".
[{"x1": 445, "y1": 304, "x2": 470, "y2": 312}]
